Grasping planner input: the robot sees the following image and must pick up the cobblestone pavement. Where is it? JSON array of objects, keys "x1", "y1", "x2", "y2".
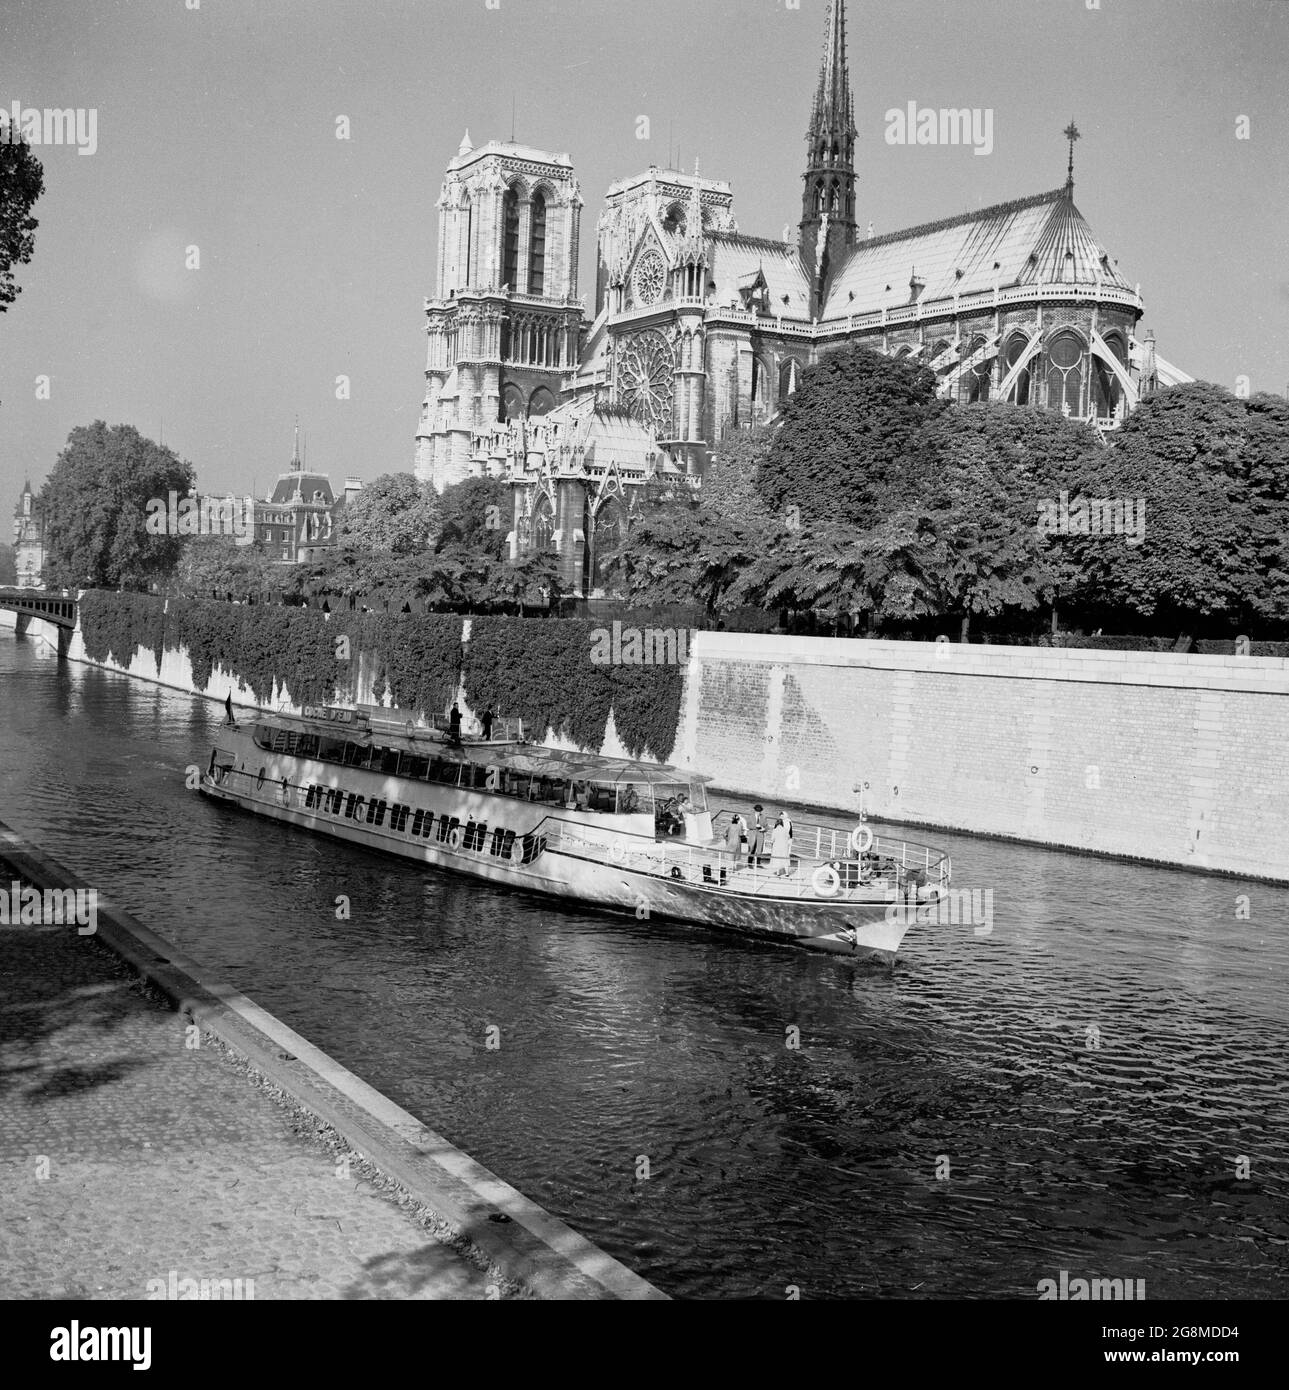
[{"x1": 0, "y1": 924, "x2": 501, "y2": 1299}]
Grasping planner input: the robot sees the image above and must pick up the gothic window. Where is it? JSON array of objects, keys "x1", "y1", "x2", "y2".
[
  {"x1": 752, "y1": 356, "x2": 774, "y2": 421},
  {"x1": 532, "y1": 497, "x2": 555, "y2": 551},
  {"x1": 778, "y1": 359, "x2": 801, "y2": 401},
  {"x1": 1045, "y1": 331, "x2": 1084, "y2": 415},
  {"x1": 815, "y1": 182, "x2": 826, "y2": 215},
  {"x1": 464, "y1": 200, "x2": 473, "y2": 285},
  {"x1": 502, "y1": 187, "x2": 520, "y2": 289},
  {"x1": 529, "y1": 191, "x2": 547, "y2": 295},
  {"x1": 1092, "y1": 334, "x2": 1126, "y2": 419},
  {"x1": 1005, "y1": 333, "x2": 1032, "y2": 406},
  {"x1": 959, "y1": 336, "x2": 993, "y2": 405},
  {"x1": 528, "y1": 386, "x2": 556, "y2": 417},
  {"x1": 662, "y1": 204, "x2": 686, "y2": 237},
  {"x1": 502, "y1": 383, "x2": 525, "y2": 419},
  {"x1": 593, "y1": 497, "x2": 626, "y2": 589},
  {"x1": 830, "y1": 180, "x2": 841, "y2": 215},
  {"x1": 618, "y1": 328, "x2": 675, "y2": 436}
]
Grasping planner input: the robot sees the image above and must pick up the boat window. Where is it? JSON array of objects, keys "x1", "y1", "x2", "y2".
[
  {"x1": 380, "y1": 748, "x2": 400, "y2": 774},
  {"x1": 615, "y1": 783, "x2": 645, "y2": 816},
  {"x1": 318, "y1": 737, "x2": 345, "y2": 762},
  {"x1": 297, "y1": 734, "x2": 320, "y2": 759},
  {"x1": 587, "y1": 782, "x2": 616, "y2": 813},
  {"x1": 342, "y1": 742, "x2": 363, "y2": 766}
]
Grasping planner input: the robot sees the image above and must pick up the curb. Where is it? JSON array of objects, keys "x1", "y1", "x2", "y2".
[{"x1": 0, "y1": 818, "x2": 667, "y2": 1301}]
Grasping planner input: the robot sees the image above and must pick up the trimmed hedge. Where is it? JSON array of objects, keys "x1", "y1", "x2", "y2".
[{"x1": 77, "y1": 593, "x2": 686, "y2": 761}]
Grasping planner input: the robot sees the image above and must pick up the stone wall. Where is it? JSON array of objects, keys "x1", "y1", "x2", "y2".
[{"x1": 677, "y1": 633, "x2": 1289, "y2": 882}]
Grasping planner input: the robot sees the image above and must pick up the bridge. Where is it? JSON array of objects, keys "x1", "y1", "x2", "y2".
[{"x1": 0, "y1": 588, "x2": 79, "y2": 630}]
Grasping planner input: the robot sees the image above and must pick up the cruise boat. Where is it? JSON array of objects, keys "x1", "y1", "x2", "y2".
[{"x1": 197, "y1": 704, "x2": 952, "y2": 961}]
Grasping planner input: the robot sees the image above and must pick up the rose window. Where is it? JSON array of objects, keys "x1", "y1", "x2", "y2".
[
  {"x1": 618, "y1": 329, "x2": 675, "y2": 435},
  {"x1": 632, "y1": 250, "x2": 666, "y2": 306}
]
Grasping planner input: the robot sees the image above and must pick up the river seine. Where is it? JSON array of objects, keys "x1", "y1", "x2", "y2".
[{"x1": 2, "y1": 634, "x2": 1286, "y2": 1299}]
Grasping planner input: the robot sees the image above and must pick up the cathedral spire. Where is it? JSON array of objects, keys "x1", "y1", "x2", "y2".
[
  {"x1": 801, "y1": 0, "x2": 858, "y2": 314},
  {"x1": 1063, "y1": 120, "x2": 1081, "y2": 195},
  {"x1": 291, "y1": 417, "x2": 301, "y2": 471},
  {"x1": 809, "y1": 0, "x2": 855, "y2": 141}
]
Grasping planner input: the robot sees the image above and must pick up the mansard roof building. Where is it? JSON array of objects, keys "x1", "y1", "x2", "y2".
[{"x1": 413, "y1": 0, "x2": 1188, "y2": 596}]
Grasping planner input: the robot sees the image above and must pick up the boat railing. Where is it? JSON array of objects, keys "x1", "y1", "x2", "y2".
[
  {"x1": 710, "y1": 808, "x2": 952, "y2": 891},
  {"x1": 533, "y1": 812, "x2": 949, "y2": 901}
]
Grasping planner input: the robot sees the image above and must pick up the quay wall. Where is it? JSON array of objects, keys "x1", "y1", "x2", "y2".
[{"x1": 6, "y1": 607, "x2": 1288, "y2": 881}]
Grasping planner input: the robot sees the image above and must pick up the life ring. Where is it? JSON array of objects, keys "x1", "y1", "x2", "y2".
[
  {"x1": 812, "y1": 864, "x2": 841, "y2": 897},
  {"x1": 849, "y1": 824, "x2": 874, "y2": 855},
  {"x1": 447, "y1": 825, "x2": 463, "y2": 851},
  {"x1": 256, "y1": 767, "x2": 266, "y2": 790}
]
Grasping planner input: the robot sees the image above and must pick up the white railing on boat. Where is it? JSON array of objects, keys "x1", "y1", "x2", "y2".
[{"x1": 535, "y1": 810, "x2": 950, "y2": 902}]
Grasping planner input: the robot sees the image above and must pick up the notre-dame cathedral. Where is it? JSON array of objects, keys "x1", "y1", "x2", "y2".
[{"x1": 413, "y1": 0, "x2": 1189, "y2": 597}]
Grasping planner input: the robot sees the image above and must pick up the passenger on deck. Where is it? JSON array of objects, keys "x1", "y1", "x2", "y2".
[
  {"x1": 748, "y1": 805, "x2": 766, "y2": 864},
  {"x1": 724, "y1": 814, "x2": 746, "y2": 857},
  {"x1": 769, "y1": 816, "x2": 792, "y2": 877},
  {"x1": 619, "y1": 783, "x2": 640, "y2": 814}
]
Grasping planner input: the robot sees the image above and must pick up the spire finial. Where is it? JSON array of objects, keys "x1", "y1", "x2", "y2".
[
  {"x1": 292, "y1": 416, "x2": 301, "y2": 470},
  {"x1": 1064, "y1": 120, "x2": 1081, "y2": 192},
  {"x1": 809, "y1": 0, "x2": 855, "y2": 141}
]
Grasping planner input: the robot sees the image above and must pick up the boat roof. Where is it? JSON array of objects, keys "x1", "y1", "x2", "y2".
[{"x1": 260, "y1": 706, "x2": 709, "y2": 786}]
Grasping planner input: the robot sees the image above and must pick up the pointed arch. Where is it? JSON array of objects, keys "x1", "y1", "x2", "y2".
[{"x1": 529, "y1": 188, "x2": 548, "y2": 295}]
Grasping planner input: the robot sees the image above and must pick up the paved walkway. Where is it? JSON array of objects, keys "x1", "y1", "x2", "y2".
[{"x1": 0, "y1": 922, "x2": 501, "y2": 1300}]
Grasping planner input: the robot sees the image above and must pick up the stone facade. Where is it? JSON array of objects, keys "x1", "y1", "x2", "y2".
[{"x1": 11, "y1": 479, "x2": 46, "y2": 589}]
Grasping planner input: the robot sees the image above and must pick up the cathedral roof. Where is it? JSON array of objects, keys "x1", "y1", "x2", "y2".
[
  {"x1": 821, "y1": 186, "x2": 1133, "y2": 319},
  {"x1": 707, "y1": 234, "x2": 811, "y2": 316}
]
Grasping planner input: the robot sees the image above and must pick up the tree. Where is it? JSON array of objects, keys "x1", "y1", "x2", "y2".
[
  {"x1": 0, "y1": 133, "x2": 44, "y2": 313},
  {"x1": 436, "y1": 476, "x2": 510, "y2": 560},
  {"x1": 1057, "y1": 382, "x2": 1289, "y2": 634},
  {"x1": 701, "y1": 427, "x2": 778, "y2": 527},
  {"x1": 43, "y1": 422, "x2": 195, "y2": 590},
  {"x1": 917, "y1": 403, "x2": 1104, "y2": 636},
  {"x1": 172, "y1": 536, "x2": 280, "y2": 600},
  {"x1": 335, "y1": 472, "x2": 439, "y2": 556},
  {"x1": 757, "y1": 343, "x2": 946, "y2": 531}
]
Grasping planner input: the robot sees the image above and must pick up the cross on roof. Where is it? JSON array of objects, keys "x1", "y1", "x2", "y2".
[{"x1": 1064, "y1": 121, "x2": 1081, "y2": 189}]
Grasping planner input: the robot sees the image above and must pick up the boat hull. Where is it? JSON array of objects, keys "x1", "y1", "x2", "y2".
[{"x1": 198, "y1": 769, "x2": 911, "y2": 963}]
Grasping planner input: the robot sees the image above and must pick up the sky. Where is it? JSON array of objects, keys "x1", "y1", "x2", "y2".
[{"x1": 2, "y1": 0, "x2": 1287, "y2": 515}]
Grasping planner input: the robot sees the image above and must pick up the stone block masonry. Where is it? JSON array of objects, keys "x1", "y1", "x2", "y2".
[{"x1": 678, "y1": 634, "x2": 1289, "y2": 883}]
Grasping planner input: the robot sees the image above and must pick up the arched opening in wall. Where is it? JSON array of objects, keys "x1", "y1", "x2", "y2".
[
  {"x1": 829, "y1": 179, "x2": 841, "y2": 215},
  {"x1": 662, "y1": 203, "x2": 686, "y2": 238},
  {"x1": 815, "y1": 182, "x2": 826, "y2": 215},
  {"x1": 464, "y1": 196, "x2": 474, "y2": 285},
  {"x1": 502, "y1": 383, "x2": 525, "y2": 420},
  {"x1": 532, "y1": 496, "x2": 555, "y2": 552},
  {"x1": 751, "y1": 356, "x2": 774, "y2": 422},
  {"x1": 1004, "y1": 333, "x2": 1032, "y2": 406},
  {"x1": 529, "y1": 191, "x2": 547, "y2": 296},
  {"x1": 959, "y1": 336, "x2": 993, "y2": 404},
  {"x1": 1045, "y1": 331, "x2": 1085, "y2": 416},
  {"x1": 528, "y1": 386, "x2": 556, "y2": 417},
  {"x1": 502, "y1": 186, "x2": 520, "y2": 290},
  {"x1": 778, "y1": 358, "x2": 802, "y2": 401},
  {"x1": 592, "y1": 497, "x2": 626, "y2": 592},
  {"x1": 929, "y1": 339, "x2": 952, "y2": 376},
  {"x1": 1092, "y1": 333, "x2": 1126, "y2": 419}
]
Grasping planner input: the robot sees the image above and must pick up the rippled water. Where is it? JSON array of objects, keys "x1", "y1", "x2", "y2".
[{"x1": 2, "y1": 633, "x2": 1287, "y2": 1299}]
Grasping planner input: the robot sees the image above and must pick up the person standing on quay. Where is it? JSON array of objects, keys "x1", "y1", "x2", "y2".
[
  {"x1": 480, "y1": 707, "x2": 494, "y2": 741},
  {"x1": 448, "y1": 703, "x2": 462, "y2": 744}
]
